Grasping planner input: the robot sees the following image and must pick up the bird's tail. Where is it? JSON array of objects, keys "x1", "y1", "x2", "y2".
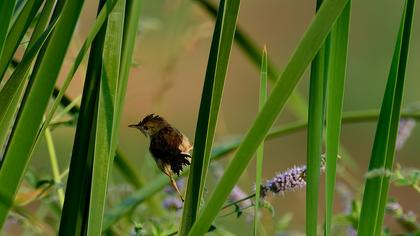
[{"x1": 171, "y1": 153, "x2": 191, "y2": 176}]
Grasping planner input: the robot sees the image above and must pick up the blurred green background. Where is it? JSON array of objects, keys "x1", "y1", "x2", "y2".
[{"x1": 27, "y1": 0, "x2": 419, "y2": 234}]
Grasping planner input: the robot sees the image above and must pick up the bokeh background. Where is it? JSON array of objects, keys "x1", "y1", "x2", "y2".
[{"x1": 27, "y1": 0, "x2": 419, "y2": 234}]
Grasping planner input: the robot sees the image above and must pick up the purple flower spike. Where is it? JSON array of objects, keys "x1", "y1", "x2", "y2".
[{"x1": 260, "y1": 155, "x2": 326, "y2": 198}]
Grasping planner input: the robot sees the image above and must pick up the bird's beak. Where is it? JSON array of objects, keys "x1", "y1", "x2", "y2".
[{"x1": 129, "y1": 124, "x2": 147, "y2": 136}]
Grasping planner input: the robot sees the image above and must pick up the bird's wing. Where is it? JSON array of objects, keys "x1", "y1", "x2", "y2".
[
  {"x1": 150, "y1": 127, "x2": 191, "y2": 175},
  {"x1": 150, "y1": 127, "x2": 180, "y2": 157}
]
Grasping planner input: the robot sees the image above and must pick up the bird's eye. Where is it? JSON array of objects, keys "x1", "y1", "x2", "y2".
[{"x1": 144, "y1": 126, "x2": 149, "y2": 130}]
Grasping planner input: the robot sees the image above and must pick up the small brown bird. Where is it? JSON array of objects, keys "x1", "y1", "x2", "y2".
[{"x1": 129, "y1": 114, "x2": 192, "y2": 201}]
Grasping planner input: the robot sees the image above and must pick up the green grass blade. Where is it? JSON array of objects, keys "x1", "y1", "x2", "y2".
[
  {"x1": 324, "y1": 2, "x2": 351, "y2": 235},
  {"x1": 254, "y1": 46, "x2": 267, "y2": 236},
  {"x1": 357, "y1": 1, "x2": 415, "y2": 235},
  {"x1": 0, "y1": 1, "x2": 57, "y2": 155},
  {"x1": 111, "y1": 0, "x2": 144, "y2": 198},
  {"x1": 180, "y1": 0, "x2": 241, "y2": 234},
  {"x1": 0, "y1": 0, "x2": 84, "y2": 227},
  {"x1": 108, "y1": 0, "x2": 145, "y2": 191},
  {"x1": 0, "y1": 0, "x2": 17, "y2": 63},
  {"x1": 118, "y1": 0, "x2": 142, "y2": 90},
  {"x1": 306, "y1": 0, "x2": 330, "y2": 235},
  {"x1": 26, "y1": 0, "x2": 56, "y2": 51},
  {"x1": 58, "y1": 1, "x2": 107, "y2": 234},
  {"x1": 44, "y1": 126, "x2": 65, "y2": 206},
  {"x1": 187, "y1": 0, "x2": 349, "y2": 234},
  {"x1": 306, "y1": 35, "x2": 326, "y2": 236},
  {"x1": 306, "y1": 1, "x2": 328, "y2": 234},
  {"x1": 88, "y1": 0, "x2": 125, "y2": 234},
  {"x1": 114, "y1": 0, "x2": 143, "y2": 159},
  {"x1": 32, "y1": 0, "x2": 119, "y2": 156},
  {"x1": 375, "y1": 3, "x2": 415, "y2": 232},
  {"x1": 197, "y1": 0, "x2": 308, "y2": 119},
  {"x1": 0, "y1": 0, "x2": 43, "y2": 79}
]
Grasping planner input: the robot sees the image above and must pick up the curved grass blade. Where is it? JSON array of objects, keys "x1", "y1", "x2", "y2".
[
  {"x1": 187, "y1": 0, "x2": 349, "y2": 234},
  {"x1": 0, "y1": 0, "x2": 85, "y2": 228},
  {"x1": 0, "y1": 0, "x2": 57, "y2": 157},
  {"x1": 357, "y1": 1, "x2": 415, "y2": 235},
  {"x1": 0, "y1": 0, "x2": 17, "y2": 63},
  {"x1": 324, "y1": 2, "x2": 351, "y2": 235},
  {"x1": 0, "y1": 16, "x2": 58, "y2": 158},
  {"x1": 0, "y1": 0, "x2": 43, "y2": 79},
  {"x1": 180, "y1": 0, "x2": 241, "y2": 234}
]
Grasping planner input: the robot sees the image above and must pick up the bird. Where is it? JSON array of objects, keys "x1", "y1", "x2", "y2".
[{"x1": 129, "y1": 114, "x2": 192, "y2": 201}]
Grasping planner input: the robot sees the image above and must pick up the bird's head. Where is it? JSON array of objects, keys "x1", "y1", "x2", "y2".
[{"x1": 129, "y1": 114, "x2": 168, "y2": 137}]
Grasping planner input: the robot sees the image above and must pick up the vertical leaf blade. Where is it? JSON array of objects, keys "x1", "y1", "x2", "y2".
[
  {"x1": 88, "y1": 0, "x2": 125, "y2": 234},
  {"x1": 180, "y1": 0, "x2": 241, "y2": 234},
  {"x1": 357, "y1": 1, "x2": 415, "y2": 235},
  {"x1": 59, "y1": 1, "x2": 107, "y2": 234},
  {"x1": 324, "y1": 2, "x2": 351, "y2": 235},
  {"x1": 306, "y1": 1, "x2": 328, "y2": 234},
  {"x1": 254, "y1": 46, "x2": 268, "y2": 236}
]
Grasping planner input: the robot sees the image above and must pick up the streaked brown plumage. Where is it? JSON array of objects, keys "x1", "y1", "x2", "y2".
[{"x1": 129, "y1": 114, "x2": 192, "y2": 201}]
